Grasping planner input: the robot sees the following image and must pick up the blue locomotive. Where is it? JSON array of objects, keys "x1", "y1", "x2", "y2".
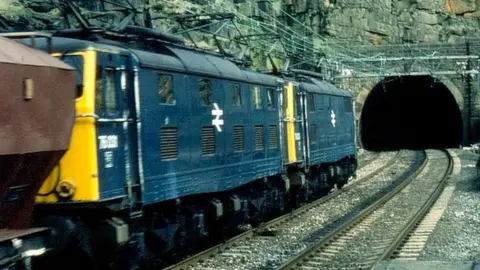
[{"x1": 20, "y1": 26, "x2": 357, "y2": 269}]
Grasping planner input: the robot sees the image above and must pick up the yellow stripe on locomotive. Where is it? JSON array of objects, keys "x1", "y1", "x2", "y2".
[
  {"x1": 285, "y1": 81, "x2": 297, "y2": 163},
  {"x1": 36, "y1": 49, "x2": 100, "y2": 203}
]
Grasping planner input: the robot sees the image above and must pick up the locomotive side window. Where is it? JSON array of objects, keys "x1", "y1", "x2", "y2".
[
  {"x1": 96, "y1": 67, "x2": 117, "y2": 114},
  {"x1": 231, "y1": 83, "x2": 242, "y2": 106},
  {"x1": 251, "y1": 86, "x2": 262, "y2": 110},
  {"x1": 318, "y1": 96, "x2": 326, "y2": 111},
  {"x1": 344, "y1": 97, "x2": 353, "y2": 113},
  {"x1": 158, "y1": 74, "x2": 174, "y2": 105},
  {"x1": 266, "y1": 87, "x2": 275, "y2": 110},
  {"x1": 199, "y1": 79, "x2": 213, "y2": 106}
]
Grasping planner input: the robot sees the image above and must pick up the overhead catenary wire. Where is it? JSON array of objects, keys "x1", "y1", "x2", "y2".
[
  {"x1": 162, "y1": 0, "x2": 395, "y2": 76},
  {"x1": 143, "y1": 0, "x2": 480, "y2": 78}
]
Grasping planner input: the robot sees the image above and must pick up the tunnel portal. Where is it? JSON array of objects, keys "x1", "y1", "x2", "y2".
[{"x1": 360, "y1": 75, "x2": 463, "y2": 151}]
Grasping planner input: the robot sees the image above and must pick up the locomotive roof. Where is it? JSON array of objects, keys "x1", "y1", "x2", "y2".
[
  {"x1": 17, "y1": 36, "x2": 350, "y2": 95},
  {"x1": 21, "y1": 36, "x2": 275, "y2": 84},
  {"x1": 132, "y1": 45, "x2": 251, "y2": 82},
  {"x1": 0, "y1": 36, "x2": 74, "y2": 70},
  {"x1": 242, "y1": 70, "x2": 278, "y2": 86},
  {"x1": 302, "y1": 77, "x2": 353, "y2": 97}
]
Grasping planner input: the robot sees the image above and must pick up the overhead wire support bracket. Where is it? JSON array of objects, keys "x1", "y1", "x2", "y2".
[
  {"x1": 170, "y1": 13, "x2": 235, "y2": 22},
  {"x1": 163, "y1": 12, "x2": 242, "y2": 52}
]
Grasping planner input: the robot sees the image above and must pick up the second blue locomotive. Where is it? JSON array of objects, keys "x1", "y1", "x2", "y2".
[{"x1": 24, "y1": 26, "x2": 357, "y2": 269}]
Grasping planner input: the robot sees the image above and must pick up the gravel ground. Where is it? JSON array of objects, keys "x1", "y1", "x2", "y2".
[
  {"x1": 193, "y1": 150, "x2": 423, "y2": 270},
  {"x1": 324, "y1": 149, "x2": 450, "y2": 269},
  {"x1": 357, "y1": 149, "x2": 381, "y2": 168},
  {"x1": 419, "y1": 149, "x2": 480, "y2": 261}
]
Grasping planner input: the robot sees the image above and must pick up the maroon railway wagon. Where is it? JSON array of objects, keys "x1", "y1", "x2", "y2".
[{"x1": 0, "y1": 32, "x2": 76, "y2": 269}]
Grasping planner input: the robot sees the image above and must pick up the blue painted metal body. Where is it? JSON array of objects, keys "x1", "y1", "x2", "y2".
[
  {"x1": 297, "y1": 78, "x2": 356, "y2": 167},
  {"x1": 133, "y1": 47, "x2": 283, "y2": 204},
  {"x1": 89, "y1": 42, "x2": 356, "y2": 205},
  {"x1": 25, "y1": 36, "x2": 356, "y2": 207}
]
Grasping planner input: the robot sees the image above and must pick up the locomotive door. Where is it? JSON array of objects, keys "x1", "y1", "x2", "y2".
[
  {"x1": 281, "y1": 81, "x2": 304, "y2": 165},
  {"x1": 95, "y1": 52, "x2": 139, "y2": 206},
  {"x1": 293, "y1": 84, "x2": 305, "y2": 163}
]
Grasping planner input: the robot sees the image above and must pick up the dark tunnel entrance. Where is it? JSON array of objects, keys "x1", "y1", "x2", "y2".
[{"x1": 360, "y1": 75, "x2": 463, "y2": 151}]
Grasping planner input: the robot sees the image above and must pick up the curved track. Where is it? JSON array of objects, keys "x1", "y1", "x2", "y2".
[
  {"x1": 164, "y1": 151, "x2": 403, "y2": 270},
  {"x1": 277, "y1": 149, "x2": 453, "y2": 270}
]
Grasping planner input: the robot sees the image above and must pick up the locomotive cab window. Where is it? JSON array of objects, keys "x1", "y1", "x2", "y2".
[
  {"x1": 199, "y1": 79, "x2": 213, "y2": 106},
  {"x1": 60, "y1": 55, "x2": 84, "y2": 98},
  {"x1": 158, "y1": 74, "x2": 174, "y2": 105},
  {"x1": 96, "y1": 67, "x2": 118, "y2": 114},
  {"x1": 251, "y1": 86, "x2": 262, "y2": 110},
  {"x1": 267, "y1": 87, "x2": 275, "y2": 110},
  {"x1": 231, "y1": 83, "x2": 242, "y2": 106}
]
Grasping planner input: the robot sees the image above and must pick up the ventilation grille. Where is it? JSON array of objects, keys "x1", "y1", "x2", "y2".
[
  {"x1": 160, "y1": 127, "x2": 178, "y2": 160},
  {"x1": 254, "y1": 125, "x2": 264, "y2": 150},
  {"x1": 233, "y1": 125, "x2": 244, "y2": 152},
  {"x1": 269, "y1": 125, "x2": 278, "y2": 149},
  {"x1": 201, "y1": 126, "x2": 216, "y2": 155},
  {"x1": 310, "y1": 124, "x2": 317, "y2": 144}
]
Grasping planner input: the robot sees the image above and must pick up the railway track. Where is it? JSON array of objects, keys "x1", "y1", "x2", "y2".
[
  {"x1": 277, "y1": 149, "x2": 453, "y2": 270},
  {"x1": 163, "y1": 150, "x2": 414, "y2": 270}
]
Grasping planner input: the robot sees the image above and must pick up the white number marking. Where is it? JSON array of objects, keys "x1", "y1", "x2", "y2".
[
  {"x1": 98, "y1": 135, "x2": 119, "y2": 149},
  {"x1": 104, "y1": 151, "x2": 114, "y2": 168}
]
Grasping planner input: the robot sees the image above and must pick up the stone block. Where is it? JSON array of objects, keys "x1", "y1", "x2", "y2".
[
  {"x1": 372, "y1": 0, "x2": 392, "y2": 11},
  {"x1": 446, "y1": 22, "x2": 469, "y2": 35},
  {"x1": 412, "y1": 0, "x2": 445, "y2": 12},
  {"x1": 367, "y1": 10, "x2": 398, "y2": 25},
  {"x1": 397, "y1": 12, "x2": 413, "y2": 24},
  {"x1": 336, "y1": 0, "x2": 372, "y2": 9},
  {"x1": 413, "y1": 10, "x2": 439, "y2": 25},
  {"x1": 423, "y1": 32, "x2": 441, "y2": 43},
  {"x1": 342, "y1": 8, "x2": 369, "y2": 17},
  {"x1": 443, "y1": 0, "x2": 476, "y2": 14},
  {"x1": 365, "y1": 19, "x2": 391, "y2": 36}
]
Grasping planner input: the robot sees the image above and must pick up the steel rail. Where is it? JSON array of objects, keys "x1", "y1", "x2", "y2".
[
  {"x1": 276, "y1": 150, "x2": 429, "y2": 270},
  {"x1": 375, "y1": 149, "x2": 454, "y2": 264},
  {"x1": 164, "y1": 151, "x2": 401, "y2": 270}
]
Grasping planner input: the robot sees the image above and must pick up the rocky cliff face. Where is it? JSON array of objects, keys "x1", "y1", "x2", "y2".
[
  {"x1": 326, "y1": 0, "x2": 480, "y2": 44},
  {"x1": 3, "y1": 0, "x2": 480, "y2": 43},
  {"x1": 1, "y1": 0, "x2": 480, "y2": 68}
]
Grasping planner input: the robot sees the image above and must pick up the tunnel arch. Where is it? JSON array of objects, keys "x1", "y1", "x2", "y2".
[{"x1": 359, "y1": 75, "x2": 463, "y2": 151}]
